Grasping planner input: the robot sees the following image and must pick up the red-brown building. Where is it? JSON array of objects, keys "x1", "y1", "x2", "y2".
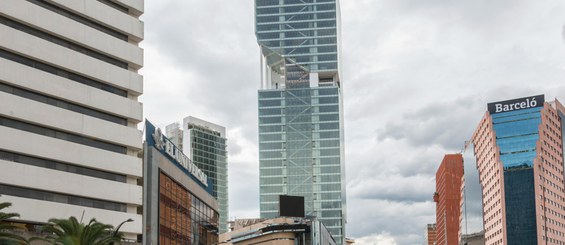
[
  {"x1": 425, "y1": 224, "x2": 437, "y2": 245},
  {"x1": 434, "y1": 154, "x2": 464, "y2": 245}
]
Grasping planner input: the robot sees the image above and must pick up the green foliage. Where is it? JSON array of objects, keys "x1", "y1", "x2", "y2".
[
  {"x1": 32, "y1": 217, "x2": 124, "y2": 245},
  {"x1": 0, "y1": 202, "x2": 28, "y2": 245}
]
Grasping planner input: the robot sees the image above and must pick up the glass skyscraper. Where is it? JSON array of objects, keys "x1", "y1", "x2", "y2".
[
  {"x1": 255, "y1": 1, "x2": 346, "y2": 244},
  {"x1": 166, "y1": 116, "x2": 229, "y2": 233},
  {"x1": 472, "y1": 95, "x2": 565, "y2": 244}
]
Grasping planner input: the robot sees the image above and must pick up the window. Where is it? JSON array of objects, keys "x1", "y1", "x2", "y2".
[
  {"x1": 0, "y1": 184, "x2": 126, "y2": 212},
  {"x1": 0, "y1": 49, "x2": 128, "y2": 97},
  {"x1": 0, "y1": 150, "x2": 126, "y2": 182},
  {"x1": 0, "y1": 82, "x2": 127, "y2": 125},
  {"x1": 0, "y1": 16, "x2": 128, "y2": 69},
  {"x1": 0, "y1": 116, "x2": 126, "y2": 154}
]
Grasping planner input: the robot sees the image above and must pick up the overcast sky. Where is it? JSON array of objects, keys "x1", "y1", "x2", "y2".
[{"x1": 140, "y1": 1, "x2": 565, "y2": 244}]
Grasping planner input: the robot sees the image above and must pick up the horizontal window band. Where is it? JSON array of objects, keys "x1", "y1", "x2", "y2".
[
  {"x1": 25, "y1": 0, "x2": 128, "y2": 41},
  {"x1": 0, "y1": 116, "x2": 127, "y2": 154},
  {"x1": 0, "y1": 16, "x2": 128, "y2": 69},
  {"x1": 0, "y1": 81, "x2": 127, "y2": 125},
  {"x1": 0, "y1": 183, "x2": 127, "y2": 212},
  {"x1": 0, "y1": 149, "x2": 127, "y2": 183},
  {"x1": 97, "y1": 0, "x2": 129, "y2": 14},
  {"x1": 0, "y1": 48, "x2": 128, "y2": 97}
]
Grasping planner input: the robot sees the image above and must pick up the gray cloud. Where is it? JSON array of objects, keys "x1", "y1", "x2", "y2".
[
  {"x1": 346, "y1": 198, "x2": 435, "y2": 244},
  {"x1": 562, "y1": 23, "x2": 565, "y2": 43},
  {"x1": 349, "y1": 174, "x2": 434, "y2": 203},
  {"x1": 375, "y1": 97, "x2": 481, "y2": 150},
  {"x1": 142, "y1": 0, "x2": 259, "y2": 138},
  {"x1": 141, "y1": 0, "x2": 565, "y2": 244}
]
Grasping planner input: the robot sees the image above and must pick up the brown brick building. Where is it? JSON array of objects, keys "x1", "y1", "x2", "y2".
[
  {"x1": 434, "y1": 154, "x2": 464, "y2": 245},
  {"x1": 425, "y1": 223, "x2": 437, "y2": 245}
]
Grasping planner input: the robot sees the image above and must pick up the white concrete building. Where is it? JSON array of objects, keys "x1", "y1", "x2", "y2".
[{"x1": 0, "y1": 0, "x2": 144, "y2": 240}]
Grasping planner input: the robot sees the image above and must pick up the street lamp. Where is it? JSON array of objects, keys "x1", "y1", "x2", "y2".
[{"x1": 112, "y1": 218, "x2": 134, "y2": 244}]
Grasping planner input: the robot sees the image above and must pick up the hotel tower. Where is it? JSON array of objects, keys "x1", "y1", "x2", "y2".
[
  {"x1": 255, "y1": 0, "x2": 346, "y2": 243},
  {"x1": 472, "y1": 95, "x2": 565, "y2": 245},
  {"x1": 0, "y1": 0, "x2": 144, "y2": 240}
]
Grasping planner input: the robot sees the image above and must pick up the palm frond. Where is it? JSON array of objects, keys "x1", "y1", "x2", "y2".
[
  {"x1": 0, "y1": 202, "x2": 28, "y2": 245},
  {"x1": 33, "y1": 216, "x2": 126, "y2": 245}
]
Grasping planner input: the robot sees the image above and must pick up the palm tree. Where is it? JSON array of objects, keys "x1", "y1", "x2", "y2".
[
  {"x1": 33, "y1": 216, "x2": 128, "y2": 245},
  {"x1": 0, "y1": 202, "x2": 28, "y2": 245}
]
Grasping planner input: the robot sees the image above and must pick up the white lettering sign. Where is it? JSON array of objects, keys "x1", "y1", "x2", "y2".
[
  {"x1": 152, "y1": 127, "x2": 208, "y2": 187},
  {"x1": 493, "y1": 96, "x2": 539, "y2": 113}
]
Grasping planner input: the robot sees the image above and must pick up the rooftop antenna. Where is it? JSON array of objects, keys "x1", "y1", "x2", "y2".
[{"x1": 460, "y1": 140, "x2": 471, "y2": 154}]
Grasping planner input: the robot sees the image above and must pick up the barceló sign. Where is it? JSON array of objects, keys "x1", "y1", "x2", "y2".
[{"x1": 487, "y1": 95, "x2": 545, "y2": 114}]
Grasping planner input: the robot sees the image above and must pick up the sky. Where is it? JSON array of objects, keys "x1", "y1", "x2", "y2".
[{"x1": 140, "y1": 1, "x2": 565, "y2": 244}]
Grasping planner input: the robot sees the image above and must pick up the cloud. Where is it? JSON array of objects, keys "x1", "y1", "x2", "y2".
[
  {"x1": 349, "y1": 174, "x2": 434, "y2": 203},
  {"x1": 142, "y1": 0, "x2": 259, "y2": 137},
  {"x1": 355, "y1": 232, "x2": 398, "y2": 245},
  {"x1": 562, "y1": 23, "x2": 565, "y2": 43},
  {"x1": 346, "y1": 198, "x2": 434, "y2": 244},
  {"x1": 375, "y1": 96, "x2": 481, "y2": 150}
]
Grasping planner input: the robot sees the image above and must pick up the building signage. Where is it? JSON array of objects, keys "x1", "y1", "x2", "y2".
[
  {"x1": 487, "y1": 95, "x2": 544, "y2": 114},
  {"x1": 146, "y1": 120, "x2": 210, "y2": 188}
]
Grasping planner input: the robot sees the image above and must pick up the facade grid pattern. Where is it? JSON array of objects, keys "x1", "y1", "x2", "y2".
[
  {"x1": 188, "y1": 126, "x2": 229, "y2": 233},
  {"x1": 159, "y1": 172, "x2": 219, "y2": 245}
]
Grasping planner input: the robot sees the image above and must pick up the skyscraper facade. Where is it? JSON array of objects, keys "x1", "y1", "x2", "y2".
[
  {"x1": 433, "y1": 154, "x2": 463, "y2": 245},
  {"x1": 471, "y1": 95, "x2": 565, "y2": 245},
  {"x1": 0, "y1": 0, "x2": 144, "y2": 240},
  {"x1": 166, "y1": 116, "x2": 229, "y2": 233},
  {"x1": 255, "y1": 1, "x2": 346, "y2": 243}
]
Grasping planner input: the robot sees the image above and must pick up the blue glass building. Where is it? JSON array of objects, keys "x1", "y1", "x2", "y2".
[
  {"x1": 492, "y1": 106, "x2": 541, "y2": 244},
  {"x1": 255, "y1": 1, "x2": 346, "y2": 244},
  {"x1": 472, "y1": 95, "x2": 565, "y2": 245}
]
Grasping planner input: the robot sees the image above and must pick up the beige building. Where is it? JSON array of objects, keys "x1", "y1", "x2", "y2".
[
  {"x1": 460, "y1": 232, "x2": 485, "y2": 245},
  {"x1": 0, "y1": 0, "x2": 144, "y2": 241},
  {"x1": 220, "y1": 217, "x2": 336, "y2": 245}
]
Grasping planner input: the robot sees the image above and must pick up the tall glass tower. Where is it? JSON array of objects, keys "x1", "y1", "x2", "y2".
[{"x1": 255, "y1": 1, "x2": 346, "y2": 243}]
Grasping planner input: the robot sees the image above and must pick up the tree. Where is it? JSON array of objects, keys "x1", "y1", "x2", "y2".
[
  {"x1": 33, "y1": 216, "x2": 127, "y2": 245},
  {"x1": 0, "y1": 202, "x2": 28, "y2": 245}
]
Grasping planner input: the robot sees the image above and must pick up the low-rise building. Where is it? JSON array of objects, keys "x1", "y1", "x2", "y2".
[
  {"x1": 460, "y1": 231, "x2": 485, "y2": 245},
  {"x1": 220, "y1": 217, "x2": 336, "y2": 245}
]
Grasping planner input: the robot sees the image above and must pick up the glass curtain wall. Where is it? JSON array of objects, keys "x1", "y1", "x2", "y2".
[
  {"x1": 258, "y1": 86, "x2": 343, "y2": 240},
  {"x1": 492, "y1": 107, "x2": 541, "y2": 244},
  {"x1": 159, "y1": 172, "x2": 219, "y2": 245},
  {"x1": 189, "y1": 127, "x2": 228, "y2": 233},
  {"x1": 256, "y1": 0, "x2": 339, "y2": 72}
]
